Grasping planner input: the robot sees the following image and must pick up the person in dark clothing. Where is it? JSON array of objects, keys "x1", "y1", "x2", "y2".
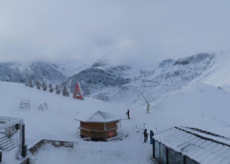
[
  {"x1": 150, "y1": 130, "x2": 154, "y2": 144},
  {"x1": 144, "y1": 129, "x2": 148, "y2": 142},
  {"x1": 126, "y1": 109, "x2": 130, "y2": 119}
]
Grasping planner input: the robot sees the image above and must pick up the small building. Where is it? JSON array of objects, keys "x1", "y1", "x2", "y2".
[
  {"x1": 0, "y1": 116, "x2": 27, "y2": 158},
  {"x1": 75, "y1": 111, "x2": 121, "y2": 140},
  {"x1": 153, "y1": 127, "x2": 230, "y2": 164}
]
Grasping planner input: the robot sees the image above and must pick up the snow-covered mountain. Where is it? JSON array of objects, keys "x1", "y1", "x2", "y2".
[
  {"x1": 2, "y1": 52, "x2": 230, "y2": 164},
  {"x1": 81, "y1": 53, "x2": 215, "y2": 104},
  {"x1": 2, "y1": 52, "x2": 230, "y2": 105},
  {"x1": 0, "y1": 59, "x2": 88, "y2": 84},
  {"x1": 64, "y1": 65, "x2": 132, "y2": 101},
  {"x1": 16, "y1": 62, "x2": 66, "y2": 84},
  {"x1": 1, "y1": 72, "x2": 230, "y2": 164},
  {"x1": 0, "y1": 63, "x2": 24, "y2": 82}
]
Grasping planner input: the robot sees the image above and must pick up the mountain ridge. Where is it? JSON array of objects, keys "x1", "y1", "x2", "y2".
[{"x1": 1, "y1": 52, "x2": 230, "y2": 104}]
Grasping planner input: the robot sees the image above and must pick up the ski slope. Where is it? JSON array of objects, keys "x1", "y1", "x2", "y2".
[
  {"x1": 0, "y1": 81, "x2": 230, "y2": 163},
  {"x1": 0, "y1": 81, "x2": 152, "y2": 164}
]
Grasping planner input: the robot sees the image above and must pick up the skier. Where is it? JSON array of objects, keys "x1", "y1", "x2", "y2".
[
  {"x1": 126, "y1": 109, "x2": 130, "y2": 119},
  {"x1": 150, "y1": 130, "x2": 154, "y2": 144},
  {"x1": 144, "y1": 129, "x2": 148, "y2": 142}
]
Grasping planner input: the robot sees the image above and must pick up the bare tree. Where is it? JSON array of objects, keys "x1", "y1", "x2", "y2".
[
  {"x1": 36, "y1": 81, "x2": 41, "y2": 89},
  {"x1": 49, "y1": 84, "x2": 54, "y2": 92},
  {"x1": 42, "y1": 82, "x2": 47, "y2": 91},
  {"x1": 62, "y1": 86, "x2": 69, "y2": 97}
]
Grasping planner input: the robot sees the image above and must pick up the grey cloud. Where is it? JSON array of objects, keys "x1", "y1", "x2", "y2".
[{"x1": 0, "y1": 0, "x2": 230, "y2": 68}]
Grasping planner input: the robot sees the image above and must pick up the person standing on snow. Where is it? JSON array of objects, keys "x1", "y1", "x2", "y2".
[
  {"x1": 126, "y1": 109, "x2": 130, "y2": 119},
  {"x1": 150, "y1": 130, "x2": 154, "y2": 144},
  {"x1": 144, "y1": 129, "x2": 148, "y2": 142}
]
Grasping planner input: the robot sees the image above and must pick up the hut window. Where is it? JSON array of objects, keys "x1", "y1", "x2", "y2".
[
  {"x1": 160, "y1": 144, "x2": 167, "y2": 164},
  {"x1": 168, "y1": 148, "x2": 176, "y2": 164},
  {"x1": 175, "y1": 153, "x2": 183, "y2": 164},
  {"x1": 168, "y1": 148, "x2": 183, "y2": 164},
  {"x1": 154, "y1": 141, "x2": 160, "y2": 161},
  {"x1": 186, "y1": 157, "x2": 198, "y2": 164}
]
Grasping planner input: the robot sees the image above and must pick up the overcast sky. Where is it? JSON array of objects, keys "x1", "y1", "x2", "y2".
[{"x1": 0, "y1": 0, "x2": 230, "y2": 67}]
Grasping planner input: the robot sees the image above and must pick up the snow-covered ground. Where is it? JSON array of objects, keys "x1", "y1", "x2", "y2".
[
  {"x1": 0, "y1": 81, "x2": 153, "y2": 164},
  {"x1": 1, "y1": 79, "x2": 230, "y2": 163}
]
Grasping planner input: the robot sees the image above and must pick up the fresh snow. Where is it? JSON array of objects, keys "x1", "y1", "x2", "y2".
[
  {"x1": 0, "y1": 81, "x2": 153, "y2": 164},
  {"x1": 1, "y1": 52, "x2": 230, "y2": 163},
  {"x1": 75, "y1": 111, "x2": 121, "y2": 123}
]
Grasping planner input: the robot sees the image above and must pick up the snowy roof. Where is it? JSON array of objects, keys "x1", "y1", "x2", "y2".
[
  {"x1": 154, "y1": 127, "x2": 230, "y2": 164},
  {"x1": 75, "y1": 111, "x2": 121, "y2": 123},
  {"x1": 0, "y1": 116, "x2": 23, "y2": 130}
]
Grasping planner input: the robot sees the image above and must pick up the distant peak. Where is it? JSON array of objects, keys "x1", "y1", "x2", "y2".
[
  {"x1": 174, "y1": 53, "x2": 214, "y2": 65},
  {"x1": 91, "y1": 59, "x2": 108, "y2": 68}
]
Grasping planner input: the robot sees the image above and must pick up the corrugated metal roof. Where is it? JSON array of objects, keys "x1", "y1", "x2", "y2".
[{"x1": 153, "y1": 127, "x2": 230, "y2": 164}]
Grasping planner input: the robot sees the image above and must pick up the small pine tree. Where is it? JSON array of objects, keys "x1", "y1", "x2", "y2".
[
  {"x1": 49, "y1": 84, "x2": 53, "y2": 92},
  {"x1": 42, "y1": 82, "x2": 47, "y2": 91},
  {"x1": 6, "y1": 77, "x2": 10, "y2": 82},
  {"x1": 36, "y1": 81, "x2": 41, "y2": 89},
  {"x1": 62, "y1": 86, "x2": 69, "y2": 97},
  {"x1": 56, "y1": 85, "x2": 60, "y2": 94},
  {"x1": 29, "y1": 80, "x2": 34, "y2": 88}
]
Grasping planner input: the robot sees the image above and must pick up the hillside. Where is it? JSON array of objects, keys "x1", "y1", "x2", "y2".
[
  {"x1": 2, "y1": 52, "x2": 230, "y2": 107},
  {"x1": 1, "y1": 78, "x2": 230, "y2": 163}
]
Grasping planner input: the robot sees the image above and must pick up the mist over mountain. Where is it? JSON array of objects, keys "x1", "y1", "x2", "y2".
[{"x1": 2, "y1": 52, "x2": 230, "y2": 105}]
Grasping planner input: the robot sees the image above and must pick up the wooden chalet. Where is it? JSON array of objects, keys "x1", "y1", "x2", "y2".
[{"x1": 75, "y1": 111, "x2": 121, "y2": 140}]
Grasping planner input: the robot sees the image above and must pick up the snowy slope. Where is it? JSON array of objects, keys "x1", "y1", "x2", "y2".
[
  {"x1": 190, "y1": 51, "x2": 230, "y2": 88},
  {"x1": 55, "y1": 58, "x2": 89, "y2": 77},
  {"x1": 1, "y1": 78, "x2": 230, "y2": 163},
  {"x1": 148, "y1": 83, "x2": 230, "y2": 136},
  {"x1": 104, "y1": 53, "x2": 214, "y2": 104},
  {"x1": 2, "y1": 52, "x2": 230, "y2": 106},
  {"x1": 0, "y1": 81, "x2": 152, "y2": 164}
]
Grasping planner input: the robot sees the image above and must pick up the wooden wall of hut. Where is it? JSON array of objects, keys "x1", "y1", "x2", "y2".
[
  {"x1": 80, "y1": 129, "x2": 117, "y2": 139},
  {"x1": 80, "y1": 122, "x2": 117, "y2": 139},
  {"x1": 81, "y1": 122, "x2": 104, "y2": 130}
]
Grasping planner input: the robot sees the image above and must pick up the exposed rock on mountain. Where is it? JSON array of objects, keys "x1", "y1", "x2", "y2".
[
  {"x1": 64, "y1": 66, "x2": 131, "y2": 96},
  {"x1": 174, "y1": 53, "x2": 213, "y2": 65},
  {"x1": 1, "y1": 52, "x2": 227, "y2": 104},
  {"x1": 0, "y1": 63, "x2": 23, "y2": 82},
  {"x1": 17, "y1": 62, "x2": 66, "y2": 83}
]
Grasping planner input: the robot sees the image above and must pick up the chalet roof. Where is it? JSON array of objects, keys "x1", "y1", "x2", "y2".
[
  {"x1": 75, "y1": 111, "x2": 121, "y2": 123},
  {"x1": 154, "y1": 127, "x2": 230, "y2": 164}
]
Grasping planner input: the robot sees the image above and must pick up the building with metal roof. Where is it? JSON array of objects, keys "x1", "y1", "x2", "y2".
[
  {"x1": 75, "y1": 111, "x2": 121, "y2": 140},
  {"x1": 153, "y1": 127, "x2": 230, "y2": 164},
  {"x1": 0, "y1": 116, "x2": 27, "y2": 158}
]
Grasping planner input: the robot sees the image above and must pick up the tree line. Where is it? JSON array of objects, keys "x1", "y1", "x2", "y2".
[{"x1": 25, "y1": 80, "x2": 69, "y2": 97}]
